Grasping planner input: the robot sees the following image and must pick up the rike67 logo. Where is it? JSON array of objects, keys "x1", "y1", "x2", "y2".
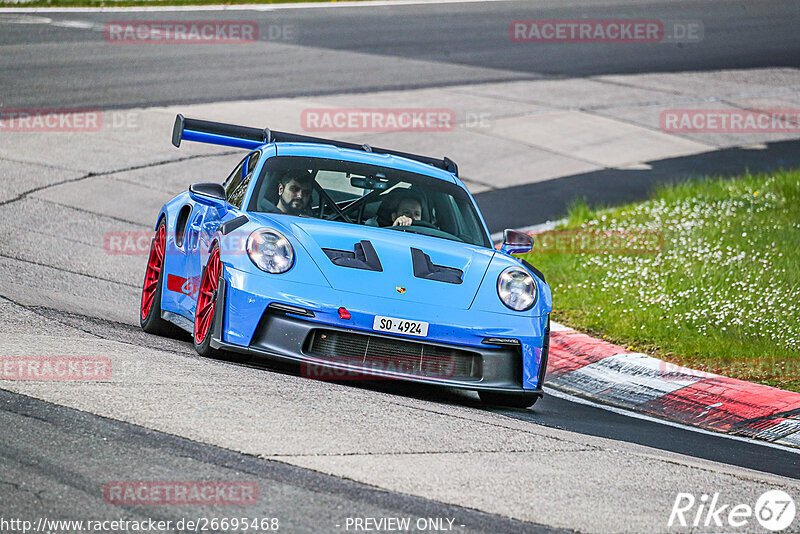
[{"x1": 669, "y1": 490, "x2": 796, "y2": 531}]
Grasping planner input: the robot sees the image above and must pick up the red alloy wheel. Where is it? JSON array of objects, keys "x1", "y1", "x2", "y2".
[
  {"x1": 140, "y1": 224, "x2": 166, "y2": 320},
  {"x1": 194, "y1": 246, "x2": 221, "y2": 344}
]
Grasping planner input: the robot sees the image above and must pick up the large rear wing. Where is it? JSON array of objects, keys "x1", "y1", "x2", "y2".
[{"x1": 172, "y1": 114, "x2": 459, "y2": 176}]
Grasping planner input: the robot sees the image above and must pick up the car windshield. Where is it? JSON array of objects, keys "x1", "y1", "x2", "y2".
[{"x1": 247, "y1": 155, "x2": 491, "y2": 248}]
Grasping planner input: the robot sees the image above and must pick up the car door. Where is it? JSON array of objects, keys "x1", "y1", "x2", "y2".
[{"x1": 185, "y1": 151, "x2": 260, "y2": 317}]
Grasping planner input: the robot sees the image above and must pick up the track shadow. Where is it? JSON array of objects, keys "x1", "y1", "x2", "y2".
[
  {"x1": 475, "y1": 139, "x2": 800, "y2": 233},
  {"x1": 243, "y1": 353, "x2": 492, "y2": 409}
]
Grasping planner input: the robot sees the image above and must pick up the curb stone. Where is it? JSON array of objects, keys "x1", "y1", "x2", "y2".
[{"x1": 546, "y1": 323, "x2": 800, "y2": 448}]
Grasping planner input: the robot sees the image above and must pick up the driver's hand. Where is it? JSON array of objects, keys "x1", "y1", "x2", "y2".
[{"x1": 393, "y1": 215, "x2": 413, "y2": 227}]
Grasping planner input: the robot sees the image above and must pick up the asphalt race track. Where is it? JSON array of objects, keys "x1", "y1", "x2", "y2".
[
  {"x1": 1, "y1": 0, "x2": 799, "y2": 109},
  {"x1": 1, "y1": 1, "x2": 799, "y2": 533}
]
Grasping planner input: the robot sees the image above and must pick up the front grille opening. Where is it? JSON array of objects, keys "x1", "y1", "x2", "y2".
[{"x1": 305, "y1": 329, "x2": 482, "y2": 381}]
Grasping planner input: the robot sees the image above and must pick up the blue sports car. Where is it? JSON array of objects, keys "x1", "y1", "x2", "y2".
[{"x1": 140, "y1": 115, "x2": 552, "y2": 408}]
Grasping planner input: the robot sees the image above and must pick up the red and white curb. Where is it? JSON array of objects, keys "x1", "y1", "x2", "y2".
[{"x1": 546, "y1": 322, "x2": 800, "y2": 448}]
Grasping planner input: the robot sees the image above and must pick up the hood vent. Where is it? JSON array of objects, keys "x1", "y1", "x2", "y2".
[
  {"x1": 411, "y1": 248, "x2": 463, "y2": 284},
  {"x1": 323, "y1": 240, "x2": 383, "y2": 272}
]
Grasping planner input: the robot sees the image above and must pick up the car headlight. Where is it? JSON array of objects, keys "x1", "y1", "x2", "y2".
[
  {"x1": 247, "y1": 229, "x2": 294, "y2": 273},
  {"x1": 497, "y1": 267, "x2": 537, "y2": 311}
]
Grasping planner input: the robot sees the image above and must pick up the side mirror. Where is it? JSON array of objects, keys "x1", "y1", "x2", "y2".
[
  {"x1": 501, "y1": 229, "x2": 533, "y2": 255},
  {"x1": 189, "y1": 183, "x2": 228, "y2": 213}
]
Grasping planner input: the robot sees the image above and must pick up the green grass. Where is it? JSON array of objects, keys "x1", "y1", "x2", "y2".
[
  {"x1": 1, "y1": 0, "x2": 340, "y2": 7},
  {"x1": 520, "y1": 169, "x2": 800, "y2": 393}
]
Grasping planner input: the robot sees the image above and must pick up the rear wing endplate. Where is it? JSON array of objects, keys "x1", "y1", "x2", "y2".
[{"x1": 172, "y1": 114, "x2": 458, "y2": 176}]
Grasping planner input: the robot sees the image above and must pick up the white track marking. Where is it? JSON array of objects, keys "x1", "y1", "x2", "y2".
[
  {"x1": 544, "y1": 386, "x2": 800, "y2": 454},
  {"x1": 0, "y1": 14, "x2": 106, "y2": 31},
  {"x1": 0, "y1": 0, "x2": 516, "y2": 14},
  {"x1": 549, "y1": 321, "x2": 573, "y2": 332},
  {"x1": 490, "y1": 219, "x2": 566, "y2": 243},
  {"x1": 548, "y1": 352, "x2": 711, "y2": 405},
  {"x1": 0, "y1": 13, "x2": 51, "y2": 21}
]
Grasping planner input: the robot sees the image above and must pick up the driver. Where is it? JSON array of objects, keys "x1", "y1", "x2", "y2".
[
  {"x1": 276, "y1": 172, "x2": 314, "y2": 215},
  {"x1": 390, "y1": 195, "x2": 423, "y2": 227}
]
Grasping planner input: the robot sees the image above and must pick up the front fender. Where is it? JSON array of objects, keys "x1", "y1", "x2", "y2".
[{"x1": 211, "y1": 220, "x2": 332, "y2": 289}]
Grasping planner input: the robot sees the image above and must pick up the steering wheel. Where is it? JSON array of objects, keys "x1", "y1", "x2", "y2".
[{"x1": 405, "y1": 220, "x2": 437, "y2": 229}]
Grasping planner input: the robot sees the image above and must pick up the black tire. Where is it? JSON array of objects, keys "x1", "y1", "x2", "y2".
[
  {"x1": 192, "y1": 300, "x2": 222, "y2": 358},
  {"x1": 140, "y1": 220, "x2": 179, "y2": 337},
  {"x1": 193, "y1": 285, "x2": 249, "y2": 363},
  {"x1": 479, "y1": 391, "x2": 539, "y2": 409}
]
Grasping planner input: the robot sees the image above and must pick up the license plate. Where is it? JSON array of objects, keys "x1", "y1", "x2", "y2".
[{"x1": 372, "y1": 316, "x2": 429, "y2": 337}]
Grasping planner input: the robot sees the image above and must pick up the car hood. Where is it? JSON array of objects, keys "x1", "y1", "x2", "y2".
[{"x1": 256, "y1": 215, "x2": 496, "y2": 310}]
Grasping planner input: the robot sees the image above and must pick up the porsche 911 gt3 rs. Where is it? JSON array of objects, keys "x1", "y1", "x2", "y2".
[{"x1": 140, "y1": 115, "x2": 552, "y2": 408}]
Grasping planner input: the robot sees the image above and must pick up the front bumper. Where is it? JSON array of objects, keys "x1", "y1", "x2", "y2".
[{"x1": 213, "y1": 265, "x2": 549, "y2": 393}]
